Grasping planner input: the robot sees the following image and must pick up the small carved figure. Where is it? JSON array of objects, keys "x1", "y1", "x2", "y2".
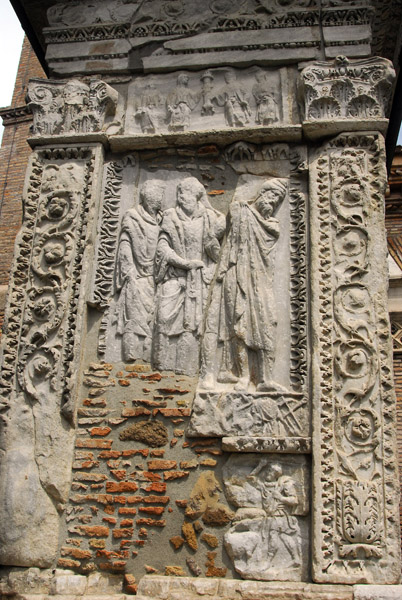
[
  {"x1": 166, "y1": 74, "x2": 199, "y2": 131},
  {"x1": 252, "y1": 70, "x2": 279, "y2": 125},
  {"x1": 200, "y1": 70, "x2": 215, "y2": 116},
  {"x1": 201, "y1": 178, "x2": 287, "y2": 391},
  {"x1": 62, "y1": 79, "x2": 90, "y2": 133},
  {"x1": 215, "y1": 69, "x2": 251, "y2": 128},
  {"x1": 113, "y1": 180, "x2": 164, "y2": 362},
  {"x1": 247, "y1": 459, "x2": 301, "y2": 570},
  {"x1": 153, "y1": 177, "x2": 225, "y2": 375},
  {"x1": 135, "y1": 82, "x2": 163, "y2": 133}
]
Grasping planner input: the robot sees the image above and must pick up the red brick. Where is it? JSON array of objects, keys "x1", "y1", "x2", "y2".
[
  {"x1": 99, "y1": 451, "x2": 121, "y2": 459},
  {"x1": 147, "y1": 460, "x2": 177, "y2": 471},
  {"x1": 139, "y1": 506, "x2": 165, "y2": 515},
  {"x1": 102, "y1": 517, "x2": 117, "y2": 525},
  {"x1": 57, "y1": 558, "x2": 81, "y2": 569},
  {"x1": 113, "y1": 528, "x2": 134, "y2": 539},
  {"x1": 164, "y1": 471, "x2": 189, "y2": 481},
  {"x1": 142, "y1": 471, "x2": 162, "y2": 481},
  {"x1": 126, "y1": 496, "x2": 142, "y2": 504},
  {"x1": 118, "y1": 507, "x2": 137, "y2": 515},
  {"x1": 60, "y1": 547, "x2": 92, "y2": 559},
  {"x1": 152, "y1": 408, "x2": 191, "y2": 417},
  {"x1": 122, "y1": 449, "x2": 149, "y2": 457},
  {"x1": 106, "y1": 481, "x2": 138, "y2": 493},
  {"x1": 143, "y1": 482, "x2": 167, "y2": 493},
  {"x1": 121, "y1": 408, "x2": 151, "y2": 417},
  {"x1": 76, "y1": 439, "x2": 113, "y2": 449},
  {"x1": 90, "y1": 427, "x2": 112, "y2": 437},
  {"x1": 120, "y1": 519, "x2": 134, "y2": 526},
  {"x1": 110, "y1": 469, "x2": 127, "y2": 480},
  {"x1": 143, "y1": 495, "x2": 169, "y2": 504},
  {"x1": 75, "y1": 525, "x2": 109, "y2": 537},
  {"x1": 136, "y1": 518, "x2": 166, "y2": 527},
  {"x1": 149, "y1": 449, "x2": 165, "y2": 457}
]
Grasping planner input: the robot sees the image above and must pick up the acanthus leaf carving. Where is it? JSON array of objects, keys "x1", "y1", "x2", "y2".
[
  {"x1": 27, "y1": 78, "x2": 121, "y2": 136},
  {"x1": 300, "y1": 56, "x2": 395, "y2": 122}
]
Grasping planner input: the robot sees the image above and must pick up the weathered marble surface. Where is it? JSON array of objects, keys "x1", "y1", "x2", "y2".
[
  {"x1": 0, "y1": 146, "x2": 104, "y2": 567},
  {"x1": 223, "y1": 454, "x2": 309, "y2": 581},
  {"x1": 309, "y1": 132, "x2": 401, "y2": 583}
]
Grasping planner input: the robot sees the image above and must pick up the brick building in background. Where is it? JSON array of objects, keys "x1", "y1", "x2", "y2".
[
  {"x1": 0, "y1": 36, "x2": 45, "y2": 329},
  {"x1": 1, "y1": 35, "x2": 402, "y2": 549}
]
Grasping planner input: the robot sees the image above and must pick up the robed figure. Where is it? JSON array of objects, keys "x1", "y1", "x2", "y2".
[
  {"x1": 153, "y1": 177, "x2": 225, "y2": 375},
  {"x1": 201, "y1": 178, "x2": 287, "y2": 391},
  {"x1": 113, "y1": 181, "x2": 164, "y2": 362}
]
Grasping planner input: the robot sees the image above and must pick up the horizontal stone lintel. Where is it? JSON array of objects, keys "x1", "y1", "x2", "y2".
[
  {"x1": 28, "y1": 126, "x2": 303, "y2": 152},
  {"x1": 136, "y1": 576, "x2": 354, "y2": 600},
  {"x1": 302, "y1": 119, "x2": 389, "y2": 141}
]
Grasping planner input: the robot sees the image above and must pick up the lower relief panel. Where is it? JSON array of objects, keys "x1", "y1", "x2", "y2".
[{"x1": 57, "y1": 141, "x2": 311, "y2": 582}]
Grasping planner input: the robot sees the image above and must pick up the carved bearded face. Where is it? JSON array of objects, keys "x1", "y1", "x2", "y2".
[
  {"x1": 177, "y1": 179, "x2": 204, "y2": 216},
  {"x1": 255, "y1": 187, "x2": 280, "y2": 218}
]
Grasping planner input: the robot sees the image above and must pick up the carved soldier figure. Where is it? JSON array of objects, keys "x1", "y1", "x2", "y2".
[
  {"x1": 216, "y1": 69, "x2": 251, "y2": 127},
  {"x1": 153, "y1": 177, "x2": 225, "y2": 375},
  {"x1": 248, "y1": 460, "x2": 301, "y2": 570},
  {"x1": 252, "y1": 70, "x2": 279, "y2": 125},
  {"x1": 166, "y1": 74, "x2": 199, "y2": 131},
  {"x1": 113, "y1": 180, "x2": 164, "y2": 362},
  {"x1": 201, "y1": 178, "x2": 287, "y2": 391}
]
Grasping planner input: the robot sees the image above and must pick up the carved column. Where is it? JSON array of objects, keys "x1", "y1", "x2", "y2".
[
  {"x1": 0, "y1": 144, "x2": 104, "y2": 566},
  {"x1": 304, "y1": 56, "x2": 401, "y2": 583}
]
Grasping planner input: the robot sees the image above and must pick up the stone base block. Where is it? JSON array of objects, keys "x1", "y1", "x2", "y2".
[
  {"x1": 136, "y1": 576, "x2": 353, "y2": 600},
  {"x1": 353, "y1": 585, "x2": 402, "y2": 599}
]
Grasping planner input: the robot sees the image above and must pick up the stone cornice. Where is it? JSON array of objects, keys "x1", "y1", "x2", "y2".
[{"x1": 0, "y1": 105, "x2": 32, "y2": 126}]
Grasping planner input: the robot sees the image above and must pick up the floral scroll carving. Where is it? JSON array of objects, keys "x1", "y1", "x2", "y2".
[
  {"x1": 310, "y1": 133, "x2": 400, "y2": 584},
  {"x1": 0, "y1": 146, "x2": 101, "y2": 567},
  {"x1": 300, "y1": 56, "x2": 395, "y2": 121}
]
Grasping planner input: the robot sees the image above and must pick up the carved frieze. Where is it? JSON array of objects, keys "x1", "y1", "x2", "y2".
[
  {"x1": 126, "y1": 67, "x2": 289, "y2": 135},
  {"x1": 27, "y1": 78, "x2": 121, "y2": 136},
  {"x1": 43, "y1": 1, "x2": 377, "y2": 74},
  {"x1": 0, "y1": 145, "x2": 103, "y2": 567},
  {"x1": 223, "y1": 454, "x2": 309, "y2": 581},
  {"x1": 300, "y1": 56, "x2": 395, "y2": 122},
  {"x1": 310, "y1": 133, "x2": 401, "y2": 583}
]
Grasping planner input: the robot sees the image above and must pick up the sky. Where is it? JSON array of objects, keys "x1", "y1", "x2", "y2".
[{"x1": 0, "y1": 0, "x2": 401, "y2": 144}]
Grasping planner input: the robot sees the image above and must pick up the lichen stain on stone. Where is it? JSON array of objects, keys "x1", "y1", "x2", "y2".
[
  {"x1": 185, "y1": 470, "x2": 234, "y2": 524},
  {"x1": 118, "y1": 420, "x2": 168, "y2": 447}
]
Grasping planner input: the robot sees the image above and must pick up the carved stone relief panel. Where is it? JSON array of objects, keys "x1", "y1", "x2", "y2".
[
  {"x1": 27, "y1": 78, "x2": 123, "y2": 136},
  {"x1": 300, "y1": 56, "x2": 395, "y2": 122},
  {"x1": 223, "y1": 454, "x2": 309, "y2": 581},
  {"x1": 309, "y1": 133, "x2": 401, "y2": 584},
  {"x1": 91, "y1": 143, "x2": 308, "y2": 453},
  {"x1": 0, "y1": 145, "x2": 104, "y2": 567},
  {"x1": 43, "y1": 0, "x2": 375, "y2": 73},
  {"x1": 126, "y1": 67, "x2": 292, "y2": 135}
]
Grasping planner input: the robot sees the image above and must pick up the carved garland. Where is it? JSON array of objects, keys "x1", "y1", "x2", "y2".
[
  {"x1": 95, "y1": 156, "x2": 135, "y2": 357},
  {"x1": 289, "y1": 148, "x2": 308, "y2": 393},
  {"x1": 311, "y1": 133, "x2": 400, "y2": 583}
]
